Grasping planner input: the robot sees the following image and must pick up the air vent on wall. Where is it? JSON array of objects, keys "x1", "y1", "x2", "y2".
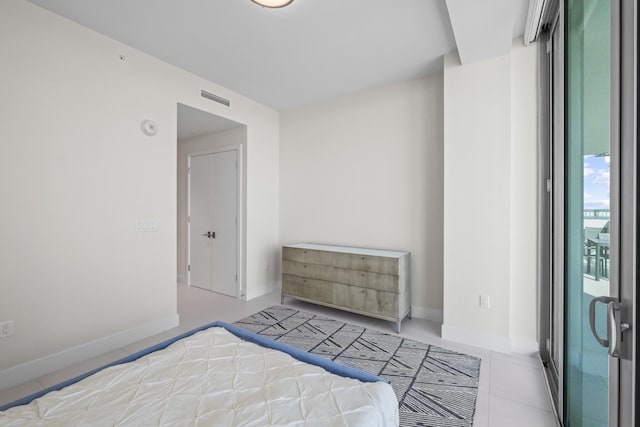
[{"x1": 201, "y1": 90, "x2": 231, "y2": 107}]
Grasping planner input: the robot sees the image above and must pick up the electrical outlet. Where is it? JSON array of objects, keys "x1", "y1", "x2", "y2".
[
  {"x1": 0, "y1": 321, "x2": 14, "y2": 338},
  {"x1": 479, "y1": 295, "x2": 490, "y2": 309}
]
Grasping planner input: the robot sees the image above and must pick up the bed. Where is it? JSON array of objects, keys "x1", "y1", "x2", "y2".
[{"x1": 0, "y1": 322, "x2": 399, "y2": 426}]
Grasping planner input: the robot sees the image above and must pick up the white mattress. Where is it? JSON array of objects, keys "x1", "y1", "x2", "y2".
[{"x1": 0, "y1": 327, "x2": 399, "y2": 426}]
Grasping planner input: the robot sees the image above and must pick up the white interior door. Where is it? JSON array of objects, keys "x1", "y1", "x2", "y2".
[{"x1": 188, "y1": 148, "x2": 238, "y2": 297}]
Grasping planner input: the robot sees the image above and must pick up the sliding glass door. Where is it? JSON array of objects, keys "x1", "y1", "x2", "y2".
[
  {"x1": 565, "y1": 0, "x2": 611, "y2": 424},
  {"x1": 539, "y1": 0, "x2": 637, "y2": 425}
]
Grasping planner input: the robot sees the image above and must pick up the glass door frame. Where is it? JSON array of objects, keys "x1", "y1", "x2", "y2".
[
  {"x1": 614, "y1": 0, "x2": 637, "y2": 423},
  {"x1": 538, "y1": 1, "x2": 564, "y2": 422},
  {"x1": 538, "y1": 0, "x2": 637, "y2": 425}
]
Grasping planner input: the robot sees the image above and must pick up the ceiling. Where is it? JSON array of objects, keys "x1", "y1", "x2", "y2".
[{"x1": 27, "y1": 0, "x2": 531, "y2": 112}]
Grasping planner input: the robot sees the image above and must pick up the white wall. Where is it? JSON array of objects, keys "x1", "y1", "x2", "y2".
[
  {"x1": 246, "y1": 119, "x2": 281, "y2": 298},
  {"x1": 442, "y1": 50, "x2": 512, "y2": 351},
  {"x1": 0, "y1": 0, "x2": 279, "y2": 388},
  {"x1": 280, "y1": 75, "x2": 444, "y2": 321},
  {"x1": 509, "y1": 41, "x2": 539, "y2": 352},
  {"x1": 177, "y1": 126, "x2": 247, "y2": 288},
  {"x1": 442, "y1": 39, "x2": 538, "y2": 353}
]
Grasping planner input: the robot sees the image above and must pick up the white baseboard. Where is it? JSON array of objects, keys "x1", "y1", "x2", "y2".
[
  {"x1": 441, "y1": 323, "x2": 512, "y2": 353},
  {"x1": 0, "y1": 314, "x2": 179, "y2": 391},
  {"x1": 411, "y1": 306, "x2": 443, "y2": 323}
]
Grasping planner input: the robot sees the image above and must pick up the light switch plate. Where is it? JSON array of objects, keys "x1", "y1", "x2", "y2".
[{"x1": 135, "y1": 220, "x2": 159, "y2": 232}]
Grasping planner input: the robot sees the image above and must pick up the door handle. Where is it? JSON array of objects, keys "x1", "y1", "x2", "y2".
[
  {"x1": 589, "y1": 296, "x2": 631, "y2": 358},
  {"x1": 589, "y1": 296, "x2": 615, "y2": 348},
  {"x1": 201, "y1": 231, "x2": 216, "y2": 238}
]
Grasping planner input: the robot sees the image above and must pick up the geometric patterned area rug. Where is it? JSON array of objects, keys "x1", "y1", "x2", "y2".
[{"x1": 235, "y1": 306, "x2": 481, "y2": 427}]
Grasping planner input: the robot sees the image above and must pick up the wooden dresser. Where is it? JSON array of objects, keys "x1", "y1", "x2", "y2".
[{"x1": 281, "y1": 243, "x2": 411, "y2": 332}]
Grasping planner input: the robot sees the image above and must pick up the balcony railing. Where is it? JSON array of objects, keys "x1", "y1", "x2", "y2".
[{"x1": 584, "y1": 209, "x2": 610, "y2": 219}]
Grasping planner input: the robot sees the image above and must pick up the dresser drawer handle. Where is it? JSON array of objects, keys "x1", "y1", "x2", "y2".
[
  {"x1": 303, "y1": 265, "x2": 307, "y2": 268},
  {"x1": 361, "y1": 256, "x2": 365, "y2": 260},
  {"x1": 361, "y1": 273, "x2": 365, "y2": 277}
]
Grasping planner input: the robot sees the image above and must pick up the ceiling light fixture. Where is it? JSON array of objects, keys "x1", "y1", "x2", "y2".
[{"x1": 250, "y1": 0, "x2": 294, "y2": 8}]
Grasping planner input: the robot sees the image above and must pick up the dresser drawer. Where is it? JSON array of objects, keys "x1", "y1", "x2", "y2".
[
  {"x1": 332, "y1": 252, "x2": 398, "y2": 275},
  {"x1": 282, "y1": 274, "x2": 334, "y2": 305},
  {"x1": 332, "y1": 267, "x2": 399, "y2": 293},
  {"x1": 282, "y1": 260, "x2": 333, "y2": 282},
  {"x1": 333, "y1": 283, "x2": 398, "y2": 318},
  {"x1": 283, "y1": 247, "x2": 333, "y2": 266}
]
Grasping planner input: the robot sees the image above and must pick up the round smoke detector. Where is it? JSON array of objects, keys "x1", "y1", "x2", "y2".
[{"x1": 140, "y1": 120, "x2": 158, "y2": 136}]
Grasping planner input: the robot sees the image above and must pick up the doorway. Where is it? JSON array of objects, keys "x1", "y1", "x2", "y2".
[
  {"x1": 188, "y1": 147, "x2": 239, "y2": 296},
  {"x1": 538, "y1": 0, "x2": 637, "y2": 425},
  {"x1": 176, "y1": 103, "x2": 246, "y2": 298}
]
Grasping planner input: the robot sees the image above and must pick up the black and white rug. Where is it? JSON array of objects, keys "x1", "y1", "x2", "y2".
[{"x1": 235, "y1": 306, "x2": 480, "y2": 427}]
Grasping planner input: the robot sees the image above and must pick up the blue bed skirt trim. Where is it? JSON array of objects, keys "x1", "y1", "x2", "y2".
[{"x1": 0, "y1": 321, "x2": 384, "y2": 411}]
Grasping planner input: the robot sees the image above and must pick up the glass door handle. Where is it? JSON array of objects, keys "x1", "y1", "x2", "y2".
[
  {"x1": 588, "y1": 296, "x2": 616, "y2": 348},
  {"x1": 589, "y1": 296, "x2": 631, "y2": 358}
]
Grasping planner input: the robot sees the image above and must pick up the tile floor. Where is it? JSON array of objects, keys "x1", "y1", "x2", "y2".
[{"x1": 0, "y1": 283, "x2": 560, "y2": 426}]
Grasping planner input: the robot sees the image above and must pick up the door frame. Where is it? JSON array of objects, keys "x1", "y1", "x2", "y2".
[
  {"x1": 187, "y1": 144, "x2": 243, "y2": 298},
  {"x1": 538, "y1": 2, "x2": 563, "y2": 421},
  {"x1": 537, "y1": 0, "x2": 637, "y2": 424},
  {"x1": 615, "y1": 0, "x2": 637, "y2": 422}
]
